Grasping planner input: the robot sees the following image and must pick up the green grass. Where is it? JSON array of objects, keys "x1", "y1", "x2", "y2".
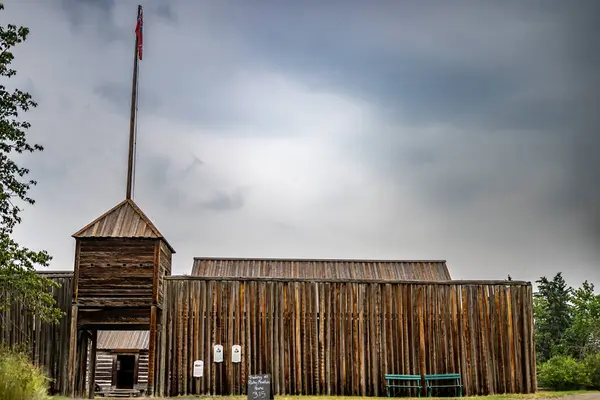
[
  {"x1": 52, "y1": 391, "x2": 597, "y2": 399},
  {"x1": 101, "y1": 391, "x2": 596, "y2": 400}
]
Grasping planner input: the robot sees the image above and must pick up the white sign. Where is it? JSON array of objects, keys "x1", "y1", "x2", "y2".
[
  {"x1": 193, "y1": 360, "x2": 204, "y2": 377},
  {"x1": 214, "y1": 344, "x2": 224, "y2": 363},
  {"x1": 232, "y1": 345, "x2": 242, "y2": 363}
]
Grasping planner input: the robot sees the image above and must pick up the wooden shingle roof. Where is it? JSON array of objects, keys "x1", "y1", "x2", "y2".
[
  {"x1": 72, "y1": 199, "x2": 175, "y2": 252},
  {"x1": 191, "y1": 257, "x2": 451, "y2": 281},
  {"x1": 97, "y1": 330, "x2": 149, "y2": 350}
]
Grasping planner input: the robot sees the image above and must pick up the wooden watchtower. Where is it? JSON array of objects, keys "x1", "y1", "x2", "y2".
[
  {"x1": 67, "y1": 199, "x2": 174, "y2": 397},
  {"x1": 66, "y1": 6, "x2": 173, "y2": 397}
]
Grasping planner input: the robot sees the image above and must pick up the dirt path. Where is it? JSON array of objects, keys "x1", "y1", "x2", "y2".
[{"x1": 539, "y1": 394, "x2": 600, "y2": 400}]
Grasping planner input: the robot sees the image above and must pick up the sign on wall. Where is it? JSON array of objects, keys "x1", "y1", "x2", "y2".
[
  {"x1": 193, "y1": 360, "x2": 204, "y2": 377},
  {"x1": 232, "y1": 345, "x2": 242, "y2": 363},
  {"x1": 214, "y1": 344, "x2": 224, "y2": 363}
]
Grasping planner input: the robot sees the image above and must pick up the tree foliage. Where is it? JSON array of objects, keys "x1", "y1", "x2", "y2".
[
  {"x1": 534, "y1": 273, "x2": 600, "y2": 389},
  {"x1": 564, "y1": 281, "x2": 600, "y2": 359},
  {"x1": 537, "y1": 355, "x2": 589, "y2": 391},
  {"x1": 0, "y1": 4, "x2": 61, "y2": 324},
  {"x1": 534, "y1": 273, "x2": 573, "y2": 363}
]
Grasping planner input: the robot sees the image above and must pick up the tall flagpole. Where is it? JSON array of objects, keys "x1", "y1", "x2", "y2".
[{"x1": 127, "y1": 5, "x2": 143, "y2": 200}]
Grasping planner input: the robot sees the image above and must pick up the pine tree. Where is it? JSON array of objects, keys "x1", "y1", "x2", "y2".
[{"x1": 534, "y1": 273, "x2": 573, "y2": 363}]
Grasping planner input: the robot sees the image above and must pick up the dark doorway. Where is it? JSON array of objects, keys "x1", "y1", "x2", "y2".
[{"x1": 116, "y1": 354, "x2": 136, "y2": 389}]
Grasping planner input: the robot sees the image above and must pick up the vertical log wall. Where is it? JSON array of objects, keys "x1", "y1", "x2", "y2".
[
  {"x1": 162, "y1": 277, "x2": 536, "y2": 397},
  {"x1": 0, "y1": 273, "x2": 73, "y2": 394}
]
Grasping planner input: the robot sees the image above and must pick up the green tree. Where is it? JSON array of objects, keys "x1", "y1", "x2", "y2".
[
  {"x1": 0, "y1": 4, "x2": 61, "y2": 325},
  {"x1": 534, "y1": 272, "x2": 573, "y2": 363},
  {"x1": 564, "y1": 281, "x2": 600, "y2": 359}
]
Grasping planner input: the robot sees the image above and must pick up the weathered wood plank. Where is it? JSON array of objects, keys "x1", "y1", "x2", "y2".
[
  {"x1": 76, "y1": 238, "x2": 158, "y2": 307},
  {"x1": 68, "y1": 305, "x2": 79, "y2": 397},
  {"x1": 147, "y1": 305, "x2": 157, "y2": 395}
]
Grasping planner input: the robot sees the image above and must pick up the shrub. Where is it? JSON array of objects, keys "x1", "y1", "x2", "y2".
[
  {"x1": 584, "y1": 353, "x2": 600, "y2": 390},
  {"x1": 537, "y1": 355, "x2": 589, "y2": 390},
  {"x1": 0, "y1": 345, "x2": 50, "y2": 400}
]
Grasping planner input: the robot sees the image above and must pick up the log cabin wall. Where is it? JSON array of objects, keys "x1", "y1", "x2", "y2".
[
  {"x1": 0, "y1": 272, "x2": 73, "y2": 395},
  {"x1": 95, "y1": 352, "x2": 114, "y2": 391},
  {"x1": 74, "y1": 237, "x2": 156, "y2": 307},
  {"x1": 90, "y1": 350, "x2": 149, "y2": 392},
  {"x1": 161, "y1": 277, "x2": 537, "y2": 397},
  {"x1": 71, "y1": 198, "x2": 176, "y2": 309},
  {"x1": 91, "y1": 329, "x2": 150, "y2": 392},
  {"x1": 138, "y1": 352, "x2": 150, "y2": 389}
]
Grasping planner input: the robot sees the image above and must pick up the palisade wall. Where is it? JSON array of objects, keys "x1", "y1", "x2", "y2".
[
  {"x1": 160, "y1": 277, "x2": 536, "y2": 397},
  {"x1": 0, "y1": 272, "x2": 73, "y2": 394}
]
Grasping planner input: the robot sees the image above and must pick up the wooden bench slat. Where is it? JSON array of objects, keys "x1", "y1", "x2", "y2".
[
  {"x1": 385, "y1": 374, "x2": 421, "y2": 379},
  {"x1": 425, "y1": 373, "x2": 461, "y2": 379}
]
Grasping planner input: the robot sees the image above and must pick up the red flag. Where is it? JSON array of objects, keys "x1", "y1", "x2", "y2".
[{"x1": 135, "y1": 6, "x2": 143, "y2": 60}]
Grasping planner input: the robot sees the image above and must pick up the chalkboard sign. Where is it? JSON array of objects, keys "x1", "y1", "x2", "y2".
[{"x1": 247, "y1": 374, "x2": 273, "y2": 400}]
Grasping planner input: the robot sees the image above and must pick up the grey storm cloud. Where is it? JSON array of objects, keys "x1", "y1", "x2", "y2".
[
  {"x1": 212, "y1": 0, "x2": 600, "y2": 252},
  {"x1": 200, "y1": 189, "x2": 245, "y2": 212},
  {"x1": 1, "y1": 0, "x2": 599, "y2": 289}
]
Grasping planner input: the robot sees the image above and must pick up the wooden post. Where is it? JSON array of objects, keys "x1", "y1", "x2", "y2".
[
  {"x1": 77, "y1": 331, "x2": 89, "y2": 397},
  {"x1": 68, "y1": 305, "x2": 79, "y2": 397},
  {"x1": 418, "y1": 287, "x2": 427, "y2": 396},
  {"x1": 153, "y1": 241, "x2": 160, "y2": 304},
  {"x1": 134, "y1": 353, "x2": 140, "y2": 386},
  {"x1": 159, "y1": 295, "x2": 168, "y2": 397},
  {"x1": 126, "y1": 5, "x2": 142, "y2": 200},
  {"x1": 530, "y1": 292, "x2": 538, "y2": 393},
  {"x1": 111, "y1": 355, "x2": 118, "y2": 391},
  {"x1": 148, "y1": 305, "x2": 157, "y2": 396},
  {"x1": 88, "y1": 330, "x2": 98, "y2": 399}
]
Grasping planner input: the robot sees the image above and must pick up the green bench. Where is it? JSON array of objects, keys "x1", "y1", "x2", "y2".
[
  {"x1": 384, "y1": 374, "x2": 423, "y2": 397},
  {"x1": 424, "y1": 373, "x2": 462, "y2": 397}
]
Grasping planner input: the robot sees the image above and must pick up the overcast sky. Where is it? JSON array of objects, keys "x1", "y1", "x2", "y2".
[{"x1": 2, "y1": 1, "x2": 599, "y2": 288}]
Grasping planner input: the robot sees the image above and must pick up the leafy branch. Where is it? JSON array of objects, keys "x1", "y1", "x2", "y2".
[{"x1": 0, "y1": 4, "x2": 62, "y2": 326}]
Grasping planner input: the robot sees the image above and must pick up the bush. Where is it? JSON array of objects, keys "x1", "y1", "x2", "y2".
[
  {"x1": 584, "y1": 353, "x2": 600, "y2": 390},
  {"x1": 0, "y1": 345, "x2": 50, "y2": 400},
  {"x1": 537, "y1": 355, "x2": 589, "y2": 390}
]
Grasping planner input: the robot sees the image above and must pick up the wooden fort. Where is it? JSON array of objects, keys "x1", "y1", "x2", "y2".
[
  {"x1": 0, "y1": 198, "x2": 538, "y2": 398},
  {"x1": 0, "y1": 5, "x2": 537, "y2": 397}
]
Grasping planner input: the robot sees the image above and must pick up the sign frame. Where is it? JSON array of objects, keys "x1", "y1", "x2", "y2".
[
  {"x1": 214, "y1": 344, "x2": 224, "y2": 363},
  {"x1": 232, "y1": 344, "x2": 242, "y2": 363},
  {"x1": 193, "y1": 360, "x2": 204, "y2": 378}
]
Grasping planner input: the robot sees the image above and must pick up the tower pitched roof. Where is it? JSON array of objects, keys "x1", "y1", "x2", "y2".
[{"x1": 72, "y1": 199, "x2": 175, "y2": 253}]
